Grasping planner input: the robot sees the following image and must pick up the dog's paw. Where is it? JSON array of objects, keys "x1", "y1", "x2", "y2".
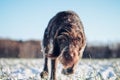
[{"x1": 40, "y1": 71, "x2": 48, "y2": 79}]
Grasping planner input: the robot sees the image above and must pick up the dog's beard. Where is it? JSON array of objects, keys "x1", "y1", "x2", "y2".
[
  {"x1": 58, "y1": 45, "x2": 80, "y2": 69},
  {"x1": 58, "y1": 46, "x2": 74, "y2": 69}
]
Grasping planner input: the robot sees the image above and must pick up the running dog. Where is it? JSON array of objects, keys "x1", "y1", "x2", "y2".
[{"x1": 40, "y1": 11, "x2": 86, "y2": 80}]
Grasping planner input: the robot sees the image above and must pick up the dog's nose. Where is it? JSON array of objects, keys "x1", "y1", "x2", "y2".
[
  {"x1": 62, "y1": 67, "x2": 74, "y2": 75},
  {"x1": 66, "y1": 67, "x2": 73, "y2": 74}
]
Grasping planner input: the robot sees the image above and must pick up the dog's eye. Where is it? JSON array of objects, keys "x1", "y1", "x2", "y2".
[
  {"x1": 58, "y1": 38, "x2": 65, "y2": 43},
  {"x1": 61, "y1": 39, "x2": 65, "y2": 42},
  {"x1": 64, "y1": 53, "x2": 71, "y2": 60}
]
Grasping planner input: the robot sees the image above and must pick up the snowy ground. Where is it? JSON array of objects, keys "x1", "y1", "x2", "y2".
[{"x1": 0, "y1": 58, "x2": 120, "y2": 80}]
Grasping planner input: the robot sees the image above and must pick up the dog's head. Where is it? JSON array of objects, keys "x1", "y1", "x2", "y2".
[
  {"x1": 46, "y1": 42, "x2": 80, "y2": 75},
  {"x1": 58, "y1": 44, "x2": 80, "y2": 75}
]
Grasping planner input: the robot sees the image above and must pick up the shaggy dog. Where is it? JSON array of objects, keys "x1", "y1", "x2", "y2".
[{"x1": 40, "y1": 11, "x2": 86, "y2": 80}]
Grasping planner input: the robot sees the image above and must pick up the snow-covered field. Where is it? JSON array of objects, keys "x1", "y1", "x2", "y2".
[{"x1": 0, "y1": 58, "x2": 120, "y2": 80}]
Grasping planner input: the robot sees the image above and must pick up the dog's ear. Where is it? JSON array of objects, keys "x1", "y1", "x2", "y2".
[{"x1": 45, "y1": 54, "x2": 57, "y2": 60}]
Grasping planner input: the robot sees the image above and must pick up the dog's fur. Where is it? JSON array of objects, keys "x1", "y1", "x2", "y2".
[{"x1": 40, "y1": 11, "x2": 86, "y2": 80}]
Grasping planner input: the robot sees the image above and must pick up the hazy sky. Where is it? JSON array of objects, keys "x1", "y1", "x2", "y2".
[{"x1": 0, "y1": 0, "x2": 120, "y2": 43}]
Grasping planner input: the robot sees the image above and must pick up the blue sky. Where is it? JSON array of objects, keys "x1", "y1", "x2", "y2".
[{"x1": 0, "y1": 0, "x2": 120, "y2": 43}]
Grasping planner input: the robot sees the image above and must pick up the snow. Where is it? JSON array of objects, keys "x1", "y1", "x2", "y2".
[{"x1": 0, "y1": 59, "x2": 120, "y2": 80}]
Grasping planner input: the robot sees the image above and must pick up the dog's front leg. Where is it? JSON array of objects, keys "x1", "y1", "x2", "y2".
[{"x1": 50, "y1": 59, "x2": 57, "y2": 80}]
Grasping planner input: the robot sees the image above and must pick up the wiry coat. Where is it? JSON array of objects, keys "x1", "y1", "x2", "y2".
[{"x1": 41, "y1": 11, "x2": 86, "y2": 80}]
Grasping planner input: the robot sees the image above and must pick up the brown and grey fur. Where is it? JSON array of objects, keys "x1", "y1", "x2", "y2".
[{"x1": 40, "y1": 11, "x2": 86, "y2": 80}]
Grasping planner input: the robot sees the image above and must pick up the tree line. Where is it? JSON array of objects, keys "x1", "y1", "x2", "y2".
[
  {"x1": 0, "y1": 38, "x2": 120, "y2": 58},
  {"x1": 83, "y1": 43, "x2": 120, "y2": 58}
]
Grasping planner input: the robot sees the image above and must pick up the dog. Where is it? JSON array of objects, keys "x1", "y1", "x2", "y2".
[{"x1": 40, "y1": 11, "x2": 86, "y2": 80}]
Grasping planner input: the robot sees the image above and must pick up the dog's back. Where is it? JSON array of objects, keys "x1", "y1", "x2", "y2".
[{"x1": 44, "y1": 11, "x2": 85, "y2": 39}]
